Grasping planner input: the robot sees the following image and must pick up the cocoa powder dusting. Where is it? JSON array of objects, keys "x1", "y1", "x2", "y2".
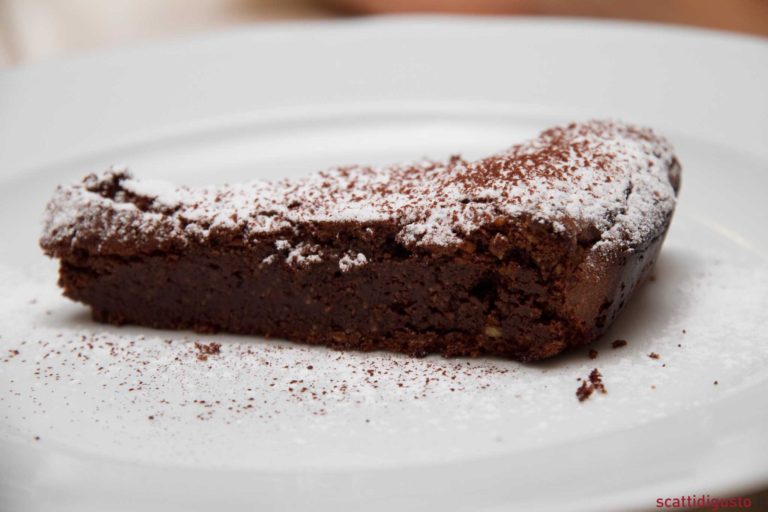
[{"x1": 195, "y1": 342, "x2": 221, "y2": 361}]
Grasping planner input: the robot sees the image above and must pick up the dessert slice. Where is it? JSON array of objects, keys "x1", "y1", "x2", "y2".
[{"x1": 40, "y1": 121, "x2": 680, "y2": 361}]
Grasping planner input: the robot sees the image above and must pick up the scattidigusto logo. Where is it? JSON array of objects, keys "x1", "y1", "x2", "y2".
[{"x1": 656, "y1": 494, "x2": 752, "y2": 511}]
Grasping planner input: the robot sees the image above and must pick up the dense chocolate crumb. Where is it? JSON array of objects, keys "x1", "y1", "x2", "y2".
[
  {"x1": 611, "y1": 339, "x2": 628, "y2": 349},
  {"x1": 588, "y1": 349, "x2": 598, "y2": 359},
  {"x1": 648, "y1": 352, "x2": 660, "y2": 360}
]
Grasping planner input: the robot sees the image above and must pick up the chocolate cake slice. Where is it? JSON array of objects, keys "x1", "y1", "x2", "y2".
[{"x1": 40, "y1": 121, "x2": 680, "y2": 361}]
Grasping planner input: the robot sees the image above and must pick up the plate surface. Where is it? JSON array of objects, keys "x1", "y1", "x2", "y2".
[{"x1": 1, "y1": 17, "x2": 767, "y2": 512}]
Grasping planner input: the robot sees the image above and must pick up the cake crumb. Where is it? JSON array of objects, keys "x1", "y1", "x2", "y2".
[
  {"x1": 648, "y1": 352, "x2": 660, "y2": 360},
  {"x1": 589, "y1": 369, "x2": 606, "y2": 394},
  {"x1": 714, "y1": 380, "x2": 719, "y2": 385},
  {"x1": 576, "y1": 381, "x2": 593, "y2": 402},
  {"x1": 611, "y1": 339, "x2": 628, "y2": 349},
  {"x1": 588, "y1": 349, "x2": 598, "y2": 359},
  {"x1": 576, "y1": 368, "x2": 606, "y2": 402}
]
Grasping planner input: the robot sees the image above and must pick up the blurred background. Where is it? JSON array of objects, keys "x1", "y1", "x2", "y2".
[{"x1": 1, "y1": 0, "x2": 767, "y2": 67}]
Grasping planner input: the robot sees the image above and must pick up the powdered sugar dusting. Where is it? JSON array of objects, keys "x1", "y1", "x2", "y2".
[
  {"x1": 339, "y1": 252, "x2": 368, "y2": 272},
  {"x1": 40, "y1": 121, "x2": 679, "y2": 258},
  {"x1": 285, "y1": 243, "x2": 323, "y2": 268}
]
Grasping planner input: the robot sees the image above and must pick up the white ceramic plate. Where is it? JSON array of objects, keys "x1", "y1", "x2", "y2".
[{"x1": 1, "y1": 17, "x2": 767, "y2": 512}]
